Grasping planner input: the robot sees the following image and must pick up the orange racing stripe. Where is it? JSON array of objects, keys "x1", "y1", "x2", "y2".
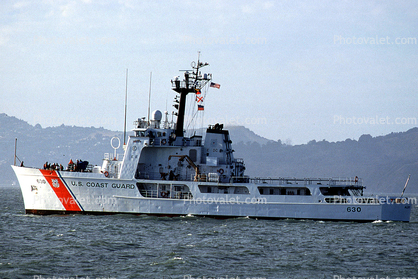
[{"x1": 40, "y1": 169, "x2": 82, "y2": 211}]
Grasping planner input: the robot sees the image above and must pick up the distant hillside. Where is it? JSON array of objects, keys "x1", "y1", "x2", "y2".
[
  {"x1": 0, "y1": 113, "x2": 123, "y2": 184},
  {"x1": 1, "y1": 113, "x2": 417, "y2": 194},
  {"x1": 226, "y1": 125, "x2": 273, "y2": 146},
  {"x1": 233, "y1": 129, "x2": 418, "y2": 194}
]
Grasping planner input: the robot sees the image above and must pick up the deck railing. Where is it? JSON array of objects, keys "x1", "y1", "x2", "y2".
[
  {"x1": 136, "y1": 172, "x2": 363, "y2": 186},
  {"x1": 248, "y1": 177, "x2": 363, "y2": 186}
]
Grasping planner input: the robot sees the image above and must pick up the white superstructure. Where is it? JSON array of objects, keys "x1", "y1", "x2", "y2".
[{"x1": 12, "y1": 56, "x2": 412, "y2": 221}]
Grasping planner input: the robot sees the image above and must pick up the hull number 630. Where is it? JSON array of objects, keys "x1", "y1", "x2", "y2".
[{"x1": 347, "y1": 207, "x2": 361, "y2": 212}]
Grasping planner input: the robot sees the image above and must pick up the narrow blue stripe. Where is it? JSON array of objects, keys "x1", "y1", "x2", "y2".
[{"x1": 57, "y1": 171, "x2": 85, "y2": 211}]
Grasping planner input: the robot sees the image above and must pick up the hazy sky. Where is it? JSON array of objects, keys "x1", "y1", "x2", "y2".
[{"x1": 1, "y1": 1, "x2": 417, "y2": 144}]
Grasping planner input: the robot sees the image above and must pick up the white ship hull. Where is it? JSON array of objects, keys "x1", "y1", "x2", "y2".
[{"x1": 12, "y1": 166, "x2": 412, "y2": 221}]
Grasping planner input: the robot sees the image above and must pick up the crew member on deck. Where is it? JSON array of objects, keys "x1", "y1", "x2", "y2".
[{"x1": 68, "y1": 159, "x2": 74, "y2": 171}]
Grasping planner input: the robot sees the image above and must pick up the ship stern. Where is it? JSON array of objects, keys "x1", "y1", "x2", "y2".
[{"x1": 380, "y1": 197, "x2": 412, "y2": 222}]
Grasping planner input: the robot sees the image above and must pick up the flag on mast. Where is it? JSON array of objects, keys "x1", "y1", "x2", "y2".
[
  {"x1": 195, "y1": 88, "x2": 204, "y2": 111},
  {"x1": 210, "y1": 82, "x2": 220, "y2": 89}
]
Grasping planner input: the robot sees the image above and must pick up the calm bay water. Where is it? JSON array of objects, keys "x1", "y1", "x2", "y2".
[{"x1": 1, "y1": 186, "x2": 417, "y2": 279}]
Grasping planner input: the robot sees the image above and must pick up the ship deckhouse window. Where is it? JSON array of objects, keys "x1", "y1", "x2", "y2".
[
  {"x1": 189, "y1": 149, "x2": 197, "y2": 162},
  {"x1": 136, "y1": 183, "x2": 193, "y2": 199},
  {"x1": 258, "y1": 187, "x2": 311, "y2": 196},
  {"x1": 319, "y1": 186, "x2": 363, "y2": 196},
  {"x1": 198, "y1": 185, "x2": 249, "y2": 194},
  {"x1": 320, "y1": 187, "x2": 349, "y2": 196}
]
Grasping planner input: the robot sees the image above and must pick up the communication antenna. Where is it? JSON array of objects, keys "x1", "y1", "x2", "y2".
[
  {"x1": 123, "y1": 69, "x2": 128, "y2": 146},
  {"x1": 147, "y1": 71, "x2": 152, "y2": 125}
]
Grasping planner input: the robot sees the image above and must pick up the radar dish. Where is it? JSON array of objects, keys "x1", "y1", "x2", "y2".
[{"x1": 152, "y1": 110, "x2": 162, "y2": 121}]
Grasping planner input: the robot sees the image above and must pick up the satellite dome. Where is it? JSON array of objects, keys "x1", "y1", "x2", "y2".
[{"x1": 152, "y1": 110, "x2": 162, "y2": 121}]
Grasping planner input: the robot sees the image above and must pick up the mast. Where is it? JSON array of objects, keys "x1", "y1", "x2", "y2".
[
  {"x1": 171, "y1": 53, "x2": 211, "y2": 137},
  {"x1": 14, "y1": 138, "x2": 17, "y2": 166}
]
